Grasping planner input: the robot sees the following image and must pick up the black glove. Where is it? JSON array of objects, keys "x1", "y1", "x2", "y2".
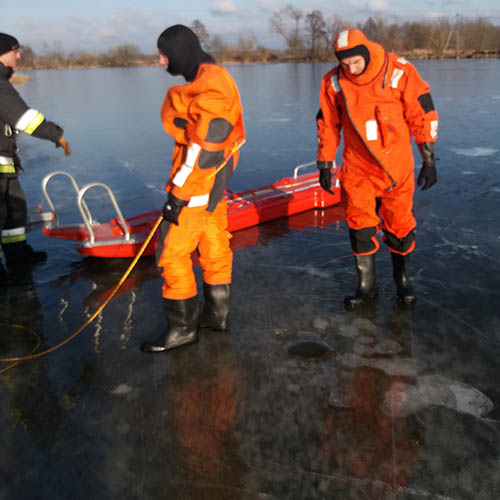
[
  {"x1": 317, "y1": 161, "x2": 334, "y2": 194},
  {"x1": 162, "y1": 194, "x2": 188, "y2": 225},
  {"x1": 417, "y1": 142, "x2": 437, "y2": 191}
]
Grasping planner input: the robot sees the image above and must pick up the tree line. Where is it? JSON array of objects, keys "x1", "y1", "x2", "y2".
[
  {"x1": 16, "y1": 14, "x2": 500, "y2": 70},
  {"x1": 268, "y1": 8, "x2": 500, "y2": 60}
]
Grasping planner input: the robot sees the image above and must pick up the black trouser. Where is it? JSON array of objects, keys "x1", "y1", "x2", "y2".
[{"x1": 0, "y1": 176, "x2": 28, "y2": 257}]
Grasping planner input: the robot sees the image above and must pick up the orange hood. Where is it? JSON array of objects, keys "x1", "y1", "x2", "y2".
[{"x1": 334, "y1": 29, "x2": 386, "y2": 85}]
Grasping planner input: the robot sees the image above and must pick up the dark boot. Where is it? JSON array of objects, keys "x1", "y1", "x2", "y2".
[
  {"x1": 3, "y1": 242, "x2": 45, "y2": 286},
  {"x1": 199, "y1": 283, "x2": 230, "y2": 331},
  {"x1": 3, "y1": 241, "x2": 47, "y2": 267},
  {"x1": 344, "y1": 254, "x2": 378, "y2": 308},
  {"x1": 141, "y1": 296, "x2": 199, "y2": 353},
  {"x1": 391, "y1": 252, "x2": 416, "y2": 304}
]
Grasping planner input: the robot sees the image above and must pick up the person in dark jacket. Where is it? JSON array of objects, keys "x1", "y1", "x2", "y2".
[{"x1": 0, "y1": 33, "x2": 71, "y2": 284}]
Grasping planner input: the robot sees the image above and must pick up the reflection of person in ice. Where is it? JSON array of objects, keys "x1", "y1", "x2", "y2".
[
  {"x1": 55, "y1": 206, "x2": 345, "y2": 313},
  {"x1": 165, "y1": 334, "x2": 246, "y2": 494},
  {"x1": 0, "y1": 271, "x2": 64, "y2": 451},
  {"x1": 317, "y1": 307, "x2": 420, "y2": 495}
]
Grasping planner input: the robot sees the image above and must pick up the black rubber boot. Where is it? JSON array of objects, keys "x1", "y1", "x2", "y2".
[
  {"x1": 3, "y1": 241, "x2": 47, "y2": 266},
  {"x1": 141, "y1": 296, "x2": 199, "y2": 353},
  {"x1": 3, "y1": 242, "x2": 46, "y2": 285},
  {"x1": 391, "y1": 252, "x2": 416, "y2": 304},
  {"x1": 344, "y1": 254, "x2": 378, "y2": 308},
  {"x1": 199, "y1": 283, "x2": 230, "y2": 331}
]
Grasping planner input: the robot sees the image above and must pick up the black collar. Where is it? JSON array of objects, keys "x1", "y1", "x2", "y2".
[{"x1": 0, "y1": 62, "x2": 14, "y2": 81}]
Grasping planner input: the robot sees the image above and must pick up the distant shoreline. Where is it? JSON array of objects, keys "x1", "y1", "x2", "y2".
[
  {"x1": 12, "y1": 48, "x2": 499, "y2": 76},
  {"x1": 10, "y1": 74, "x2": 32, "y2": 84}
]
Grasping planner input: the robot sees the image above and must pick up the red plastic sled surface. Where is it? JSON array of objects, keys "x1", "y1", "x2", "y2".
[{"x1": 42, "y1": 165, "x2": 341, "y2": 258}]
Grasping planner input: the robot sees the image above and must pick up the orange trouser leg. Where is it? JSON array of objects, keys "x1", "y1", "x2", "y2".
[
  {"x1": 157, "y1": 208, "x2": 205, "y2": 300},
  {"x1": 198, "y1": 200, "x2": 233, "y2": 285},
  {"x1": 342, "y1": 170, "x2": 416, "y2": 255},
  {"x1": 342, "y1": 177, "x2": 380, "y2": 231},
  {"x1": 379, "y1": 171, "x2": 416, "y2": 254},
  {"x1": 342, "y1": 178, "x2": 380, "y2": 255}
]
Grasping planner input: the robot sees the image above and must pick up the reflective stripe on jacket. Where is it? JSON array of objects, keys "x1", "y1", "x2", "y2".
[
  {"x1": 317, "y1": 42, "x2": 438, "y2": 191},
  {"x1": 0, "y1": 62, "x2": 64, "y2": 176}
]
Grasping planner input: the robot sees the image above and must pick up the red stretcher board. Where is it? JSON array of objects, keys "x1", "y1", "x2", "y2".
[{"x1": 41, "y1": 167, "x2": 341, "y2": 258}]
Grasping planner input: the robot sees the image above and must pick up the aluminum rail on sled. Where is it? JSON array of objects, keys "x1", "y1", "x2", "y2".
[{"x1": 41, "y1": 171, "x2": 132, "y2": 247}]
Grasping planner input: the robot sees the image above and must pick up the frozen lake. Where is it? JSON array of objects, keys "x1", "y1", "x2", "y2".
[{"x1": 1, "y1": 59, "x2": 500, "y2": 499}]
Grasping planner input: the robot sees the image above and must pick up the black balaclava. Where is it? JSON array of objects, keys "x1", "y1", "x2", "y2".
[
  {"x1": 335, "y1": 44, "x2": 371, "y2": 75},
  {"x1": 157, "y1": 24, "x2": 214, "y2": 82},
  {"x1": 0, "y1": 33, "x2": 20, "y2": 56}
]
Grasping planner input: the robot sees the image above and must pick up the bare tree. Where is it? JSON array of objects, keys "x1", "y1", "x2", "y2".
[
  {"x1": 269, "y1": 4, "x2": 305, "y2": 55},
  {"x1": 102, "y1": 44, "x2": 142, "y2": 67},
  {"x1": 42, "y1": 41, "x2": 66, "y2": 67},
  {"x1": 238, "y1": 33, "x2": 257, "y2": 52},
  {"x1": 325, "y1": 15, "x2": 351, "y2": 48},
  {"x1": 19, "y1": 45, "x2": 36, "y2": 68},
  {"x1": 304, "y1": 10, "x2": 327, "y2": 58},
  {"x1": 208, "y1": 35, "x2": 232, "y2": 60},
  {"x1": 191, "y1": 19, "x2": 210, "y2": 49}
]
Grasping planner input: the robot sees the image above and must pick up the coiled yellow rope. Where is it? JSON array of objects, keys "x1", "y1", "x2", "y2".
[{"x1": 0, "y1": 215, "x2": 163, "y2": 371}]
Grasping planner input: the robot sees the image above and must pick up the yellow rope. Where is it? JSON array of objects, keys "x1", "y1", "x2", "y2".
[
  {"x1": 207, "y1": 139, "x2": 245, "y2": 180},
  {"x1": 0, "y1": 215, "x2": 163, "y2": 365},
  {"x1": 0, "y1": 323, "x2": 41, "y2": 374}
]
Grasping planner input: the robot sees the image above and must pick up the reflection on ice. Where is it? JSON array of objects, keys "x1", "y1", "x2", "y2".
[
  {"x1": 382, "y1": 375, "x2": 494, "y2": 418},
  {"x1": 3, "y1": 60, "x2": 500, "y2": 500},
  {"x1": 452, "y1": 146, "x2": 498, "y2": 157}
]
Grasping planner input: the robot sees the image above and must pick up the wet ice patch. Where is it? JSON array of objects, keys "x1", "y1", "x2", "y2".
[
  {"x1": 313, "y1": 317, "x2": 330, "y2": 330},
  {"x1": 328, "y1": 384, "x2": 352, "y2": 408},
  {"x1": 286, "y1": 331, "x2": 332, "y2": 359},
  {"x1": 337, "y1": 352, "x2": 418, "y2": 376},
  {"x1": 373, "y1": 339, "x2": 404, "y2": 355},
  {"x1": 353, "y1": 338, "x2": 403, "y2": 356},
  {"x1": 449, "y1": 382, "x2": 494, "y2": 417},
  {"x1": 111, "y1": 384, "x2": 133, "y2": 395},
  {"x1": 287, "y1": 340, "x2": 331, "y2": 358},
  {"x1": 262, "y1": 115, "x2": 292, "y2": 123},
  {"x1": 366, "y1": 357, "x2": 418, "y2": 376},
  {"x1": 286, "y1": 263, "x2": 331, "y2": 279},
  {"x1": 381, "y1": 374, "x2": 494, "y2": 418},
  {"x1": 338, "y1": 316, "x2": 379, "y2": 338},
  {"x1": 117, "y1": 421, "x2": 131, "y2": 434},
  {"x1": 453, "y1": 146, "x2": 498, "y2": 157}
]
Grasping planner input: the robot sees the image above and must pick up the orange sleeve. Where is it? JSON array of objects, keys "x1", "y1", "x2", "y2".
[
  {"x1": 317, "y1": 70, "x2": 342, "y2": 162},
  {"x1": 399, "y1": 61, "x2": 438, "y2": 144},
  {"x1": 169, "y1": 66, "x2": 244, "y2": 202}
]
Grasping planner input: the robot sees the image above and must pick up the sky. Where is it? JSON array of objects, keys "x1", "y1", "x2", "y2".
[{"x1": 2, "y1": 0, "x2": 500, "y2": 54}]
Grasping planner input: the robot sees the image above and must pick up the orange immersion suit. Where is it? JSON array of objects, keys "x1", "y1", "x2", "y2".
[
  {"x1": 157, "y1": 63, "x2": 245, "y2": 300},
  {"x1": 317, "y1": 29, "x2": 438, "y2": 255}
]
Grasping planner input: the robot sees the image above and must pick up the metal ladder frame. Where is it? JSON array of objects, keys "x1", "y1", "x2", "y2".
[{"x1": 41, "y1": 171, "x2": 131, "y2": 245}]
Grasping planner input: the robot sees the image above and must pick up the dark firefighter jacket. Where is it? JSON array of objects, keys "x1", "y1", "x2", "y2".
[{"x1": 0, "y1": 62, "x2": 63, "y2": 178}]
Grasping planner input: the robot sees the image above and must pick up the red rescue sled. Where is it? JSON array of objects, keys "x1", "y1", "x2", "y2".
[{"x1": 39, "y1": 161, "x2": 341, "y2": 258}]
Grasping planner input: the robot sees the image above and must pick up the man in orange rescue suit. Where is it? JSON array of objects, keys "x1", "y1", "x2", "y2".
[
  {"x1": 141, "y1": 25, "x2": 245, "y2": 353},
  {"x1": 0, "y1": 33, "x2": 71, "y2": 285},
  {"x1": 317, "y1": 29, "x2": 438, "y2": 307}
]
